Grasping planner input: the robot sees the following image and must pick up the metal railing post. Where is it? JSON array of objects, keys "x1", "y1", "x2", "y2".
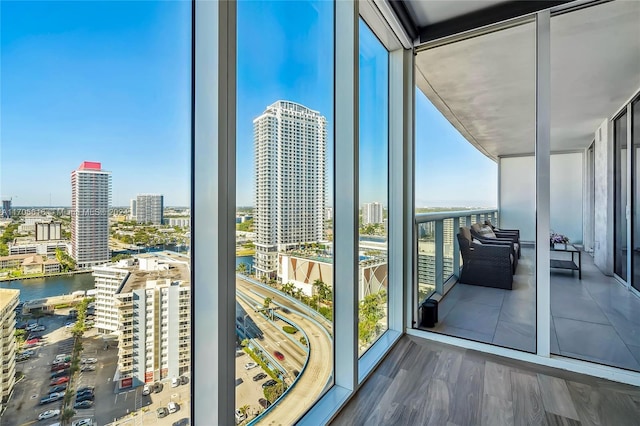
[
  {"x1": 453, "y1": 217, "x2": 460, "y2": 277},
  {"x1": 435, "y1": 220, "x2": 444, "y2": 294}
]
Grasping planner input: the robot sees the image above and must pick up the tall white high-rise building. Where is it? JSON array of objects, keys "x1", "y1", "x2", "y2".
[
  {"x1": 362, "y1": 202, "x2": 384, "y2": 225},
  {"x1": 93, "y1": 263, "x2": 130, "y2": 334},
  {"x1": 71, "y1": 161, "x2": 111, "y2": 268},
  {"x1": 253, "y1": 101, "x2": 327, "y2": 278},
  {"x1": 130, "y1": 199, "x2": 137, "y2": 221},
  {"x1": 136, "y1": 194, "x2": 164, "y2": 225}
]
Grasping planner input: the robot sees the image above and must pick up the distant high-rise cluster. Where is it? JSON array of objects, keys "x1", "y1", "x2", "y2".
[
  {"x1": 134, "y1": 194, "x2": 164, "y2": 225},
  {"x1": 71, "y1": 161, "x2": 111, "y2": 268},
  {"x1": 1, "y1": 199, "x2": 11, "y2": 219},
  {"x1": 253, "y1": 101, "x2": 327, "y2": 278},
  {"x1": 362, "y1": 202, "x2": 383, "y2": 225}
]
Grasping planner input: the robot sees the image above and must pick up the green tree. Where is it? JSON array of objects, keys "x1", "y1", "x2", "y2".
[
  {"x1": 239, "y1": 404, "x2": 250, "y2": 417},
  {"x1": 281, "y1": 282, "x2": 295, "y2": 296},
  {"x1": 263, "y1": 382, "x2": 285, "y2": 403},
  {"x1": 61, "y1": 408, "x2": 76, "y2": 423},
  {"x1": 358, "y1": 290, "x2": 387, "y2": 348},
  {"x1": 236, "y1": 263, "x2": 247, "y2": 274}
]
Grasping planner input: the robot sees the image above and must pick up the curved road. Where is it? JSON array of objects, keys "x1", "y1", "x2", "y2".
[{"x1": 236, "y1": 277, "x2": 333, "y2": 425}]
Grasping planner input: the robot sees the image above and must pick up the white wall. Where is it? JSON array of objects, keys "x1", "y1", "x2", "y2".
[
  {"x1": 499, "y1": 153, "x2": 584, "y2": 244},
  {"x1": 594, "y1": 118, "x2": 613, "y2": 274},
  {"x1": 499, "y1": 157, "x2": 535, "y2": 241}
]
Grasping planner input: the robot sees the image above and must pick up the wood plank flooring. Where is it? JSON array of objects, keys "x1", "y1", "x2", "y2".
[{"x1": 331, "y1": 336, "x2": 640, "y2": 426}]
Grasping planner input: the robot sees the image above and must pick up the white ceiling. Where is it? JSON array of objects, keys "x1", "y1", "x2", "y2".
[
  {"x1": 405, "y1": 1, "x2": 507, "y2": 27},
  {"x1": 415, "y1": 0, "x2": 640, "y2": 159}
]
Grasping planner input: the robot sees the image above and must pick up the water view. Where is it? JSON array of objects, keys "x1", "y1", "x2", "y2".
[{"x1": 0, "y1": 273, "x2": 95, "y2": 301}]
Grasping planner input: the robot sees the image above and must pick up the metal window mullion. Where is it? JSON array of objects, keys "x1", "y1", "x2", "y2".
[
  {"x1": 193, "y1": 1, "x2": 236, "y2": 424},
  {"x1": 389, "y1": 48, "x2": 413, "y2": 333},
  {"x1": 626, "y1": 104, "x2": 633, "y2": 289},
  {"x1": 535, "y1": 10, "x2": 551, "y2": 358},
  {"x1": 435, "y1": 220, "x2": 444, "y2": 294},
  {"x1": 334, "y1": 0, "x2": 359, "y2": 392}
]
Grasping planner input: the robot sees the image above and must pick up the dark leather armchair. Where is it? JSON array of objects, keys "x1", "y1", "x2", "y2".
[{"x1": 457, "y1": 229, "x2": 513, "y2": 290}]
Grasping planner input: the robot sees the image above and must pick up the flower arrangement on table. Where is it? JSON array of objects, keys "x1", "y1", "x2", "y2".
[{"x1": 550, "y1": 231, "x2": 569, "y2": 247}]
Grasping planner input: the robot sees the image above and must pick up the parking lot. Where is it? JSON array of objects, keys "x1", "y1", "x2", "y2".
[{"x1": 1, "y1": 311, "x2": 131, "y2": 426}]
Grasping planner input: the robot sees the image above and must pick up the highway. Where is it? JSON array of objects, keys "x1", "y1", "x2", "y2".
[{"x1": 236, "y1": 277, "x2": 333, "y2": 425}]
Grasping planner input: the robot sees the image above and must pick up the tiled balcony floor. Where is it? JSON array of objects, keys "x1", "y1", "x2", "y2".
[{"x1": 423, "y1": 248, "x2": 640, "y2": 371}]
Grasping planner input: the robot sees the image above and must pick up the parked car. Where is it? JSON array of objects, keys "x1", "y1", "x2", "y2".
[
  {"x1": 50, "y1": 370, "x2": 68, "y2": 378},
  {"x1": 81, "y1": 358, "x2": 97, "y2": 364},
  {"x1": 39, "y1": 393, "x2": 62, "y2": 405},
  {"x1": 157, "y1": 407, "x2": 169, "y2": 418},
  {"x1": 80, "y1": 365, "x2": 96, "y2": 372},
  {"x1": 16, "y1": 354, "x2": 30, "y2": 362},
  {"x1": 76, "y1": 388, "x2": 94, "y2": 397},
  {"x1": 172, "y1": 419, "x2": 189, "y2": 426},
  {"x1": 73, "y1": 400, "x2": 93, "y2": 409},
  {"x1": 171, "y1": 377, "x2": 179, "y2": 387},
  {"x1": 38, "y1": 409, "x2": 60, "y2": 420},
  {"x1": 142, "y1": 384, "x2": 151, "y2": 396},
  {"x1": 252, "y1": 372, "x2": 267, "y2": 381},
  {"x1": 179, "y1": 375, "x2": 189, "y2": 385},
  {"x1": 235, "y1": 409, "x2": 247, "y2": 424},
  {"x1": 258, "y1": 398, "x2": 271, "y2": 409},
  {"x1": 75, "y1": 393, "x2": 94, "y2": 403},
  {"x1": 168, "y1": 401, "x2": 179, "y2": 414},
  {"x1": 65, "y1": 321, "x2": 75, "y2": 328},
  {"x1": 51, "y1": 363, "x2": 70, "y2": 372},
  {"x1": 71, "y1": 419, "x2": 92, "y2": 426},
  {"x1": 153, "y1": 382, "x2": 163, "y2": 393},
  {"x1": 21, "y1": 349, "x2": 35, "y2": 356},
  {"x1": 76, "y1": 386, "x2": 94, "y2": 394},
  {"x1": 262, "y1": 379, "x2": 278, "y2": 388},
  {"x1": 33, "y1": 325, "x2": 46, "y2": 332},
  {"x1": 235, "y1": 378, "x2": 243, "y2": 386},
  {"x1": 26, "y1": 323, "x2": 39, "y2": 331},
  {"x1": 50, "y1": 376, "x2": 69, "y2": 385},
  {"x1": 273, "y1": 351, "x2": 285, "y2": 361},
  {"x1": 26, "y1": 338, "x2": 40, "y2": 345},
  {"x1": 244, "y1": 362, "x2": 258, "y2": 370},
  {"x1": 49, "y1": 384, "x2": 67, "y2": 393}
]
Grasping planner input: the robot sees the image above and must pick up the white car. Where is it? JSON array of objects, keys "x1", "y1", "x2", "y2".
[
  {"x1": 235, "y1": 408, "x2": 247, "y2": 424},
  {"x1": 71, "y1": 419, "x2": 93, "y2": 426},
  {"x1": 38, "y1": 409, "x2": 60, "y2": 420},
  {"x1": 81, "y1": 358, "x2": 97, "y2": 364},
  {"x1": 244, "y1": 362, "x2": 258, "y2": 370},
  {"x1": 171, "y1": 377, "x2": 179, "y2": 387},
  {"x1": 142, "y1": 384, "x2": 151, "y2": 396},
  {"x1": 168, "y1": 401, "x2": 179, "y2": 414},
  {"x1": 80, "y1": 365, "x2": 96, "y2": 372}
]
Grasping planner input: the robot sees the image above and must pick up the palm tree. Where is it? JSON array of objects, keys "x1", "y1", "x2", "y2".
[
  {"x1": 281, "y1": 281, "x2": 295, "y2": 296},
  {"x1": 239, "y1": 404, "x2": 250, "y2": 416},
  {"x1": 236, "y1": 262, "x2": 247, "y2": 274}
]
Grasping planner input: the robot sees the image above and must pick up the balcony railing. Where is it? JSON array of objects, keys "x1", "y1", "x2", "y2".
[{"x1": 415, "y1": 209, "x2": 498, "y2": 304}]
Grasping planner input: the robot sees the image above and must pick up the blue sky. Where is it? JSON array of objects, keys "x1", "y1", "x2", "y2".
[
  {"x1": 1, "y1": 0, "x2": 191, "y2": 206},
  {"x1": 1, "y1": 0, "x2": 496, "y2": 208}
]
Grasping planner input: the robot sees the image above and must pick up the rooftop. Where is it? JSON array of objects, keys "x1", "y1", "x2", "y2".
[
  {"x1": 117, "y1": 251, "x2": 190, "y2": 294},
  {"x1": 0, "y1": 288, "x2": 20, "y2": 309}
]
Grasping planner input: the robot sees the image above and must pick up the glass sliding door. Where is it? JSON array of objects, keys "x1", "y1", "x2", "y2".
[
  {"x1": 633, "y1": 99, "x2": 640, "y2": 291},
  {"x1": 614, "y1": 111, "x2": 628, "y2": 281}
]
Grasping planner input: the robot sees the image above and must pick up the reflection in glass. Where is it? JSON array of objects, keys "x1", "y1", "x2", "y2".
[{"x1": 358, "y1": 19, "x2": 389, "y2": 356}]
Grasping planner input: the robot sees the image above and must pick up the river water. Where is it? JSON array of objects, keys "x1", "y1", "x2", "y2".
[
  {"x1": 1, "y1": 255, "x2": 255, "y2": 301},
  {"x1": 0, "y1": 273, "x2": 96, "y2": 301}
]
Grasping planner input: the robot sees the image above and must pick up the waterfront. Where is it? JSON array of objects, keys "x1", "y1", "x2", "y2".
[
  {"x1": 1, "y1": 256, "x2": 252, "y2": 302},
  {"x1": 0, "y1": 273, "x2": 95, "y2": 301}
]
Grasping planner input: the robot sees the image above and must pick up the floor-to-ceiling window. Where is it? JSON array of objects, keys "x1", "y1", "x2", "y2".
[
  {"x1": 236, "y1": 1, "x2": 334, "y2": 423},
  {"x1": 414, "y1": 18, "x2": 536, "y2": 354},
  {"x1": 358, "y1": 18, "x2": 389, "y2": 356},
  {"x1": 1, "y1": 1, "x2": 192, "y2": 424},
  {"x1": 615, "y1": 111, "x2": 628, "y2": 281},
  {"x1": 632, "y1": 98, "x2": 640, "y2": 292}
]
